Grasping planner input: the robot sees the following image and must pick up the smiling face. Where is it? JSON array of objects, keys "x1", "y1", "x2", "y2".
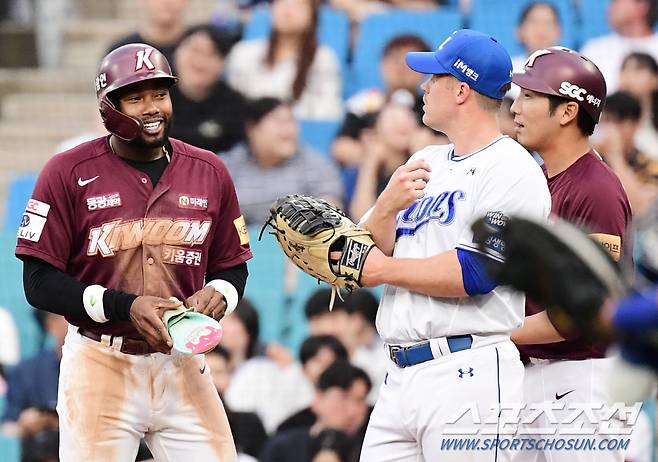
[{"x1": 115, "y1": 79, "x2": 173, "y2": 148}]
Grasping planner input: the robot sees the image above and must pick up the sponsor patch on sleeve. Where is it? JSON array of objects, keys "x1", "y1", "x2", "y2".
[
  {"x1": 25, "y1": 199, "x2": 50, "y2": 218},
  {"x1": 589, "y1": 233, "x2": 621, "y2": 261},
  {"x1": 233, "y1": 215, "x2": 250, "y2": 245},
  {"x1": 17, "y1": 212, "x2": 47, "y2": 242}
]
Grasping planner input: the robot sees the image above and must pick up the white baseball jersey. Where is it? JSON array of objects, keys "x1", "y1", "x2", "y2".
[{"x1": 376, "y1": 136, "x2": 551, "y2": 344}]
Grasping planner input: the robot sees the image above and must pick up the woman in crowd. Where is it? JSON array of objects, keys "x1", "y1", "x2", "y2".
[{"x1": 226, "y1": 0, "x2": 343, "y2": 119}]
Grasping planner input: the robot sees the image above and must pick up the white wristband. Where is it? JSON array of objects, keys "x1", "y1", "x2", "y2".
[
  {"x1": 82, "y1": 284, "x2": 108, "y2": 323},
  {"x1": 206, "y1": 279, "x2": 239, "y2": 316}
]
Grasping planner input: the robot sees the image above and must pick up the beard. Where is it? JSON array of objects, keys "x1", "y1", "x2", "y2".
[{"x1": 132, "y1": 114, "x2": 174, "y2": 149}]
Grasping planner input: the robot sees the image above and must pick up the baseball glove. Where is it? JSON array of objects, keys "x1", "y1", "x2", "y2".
[
  {"x1": 471, "y1": 215, "x2": 628, "y2": 339},
  {"x1": 260, "y1": 194, "x2": 376, "y2": 310}
]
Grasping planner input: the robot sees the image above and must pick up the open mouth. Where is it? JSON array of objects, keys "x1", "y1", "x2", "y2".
[{"x1": 143, "y1": 120, "x2": 164, "y2": 136}]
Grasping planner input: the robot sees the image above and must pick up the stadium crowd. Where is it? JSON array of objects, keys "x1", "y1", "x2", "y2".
[{"x1": 1, "y1": 0, "x2": 658, "y2": 461}]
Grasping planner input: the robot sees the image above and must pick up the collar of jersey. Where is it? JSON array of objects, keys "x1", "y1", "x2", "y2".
[{"x1": 449, "y1": 135, "x2": 509, "y2": 162}]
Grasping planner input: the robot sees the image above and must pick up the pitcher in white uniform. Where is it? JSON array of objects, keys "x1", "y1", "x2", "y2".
[{"x1": 356, "y1": 29, "x2": 551, "y2": 462}]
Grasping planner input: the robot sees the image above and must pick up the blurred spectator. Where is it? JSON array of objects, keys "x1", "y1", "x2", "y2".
[
  {"x1": 344, "y1": 290, "x2": 386, "y2": 404},
  {"x1": 618, "y1": 52, "x2": 658, "y2": 158},
  {"x1": 21, "y1": 427, "x2": 59, "y2": 462},
  {"x1": 273, "y1": 335, "x2": 349, "y2": 433},
  {"x1": 106, "y1": 0, "x2": 189, "y2": 68},
  {"x1": 348, "y1": 98, "x2": 427, "y2": 219},
  {"x1": 1, "y1": 312, "x2": 66, "y2": 437},
  {"x1": 581, "y1": 0, "x2": 658, "y2": 93},
  {"x1": 327, "y1": 0, "x2": 388, "y2": 25},
  {"x1": 509, "y1": 2, "x2": 561, "y2": 98},
  {"x1": 0, "y1": 307, "x2": 20, "y2": 369},
  {"x1": 309, "y1": 429, "x2": 352, "y2": 462},
  {"x1": 170, "y1": 24, "x2": 249, "y2": 153},
  {"x1": 223, "y1": 298, "x2": 308, "y2": 433},
  {"x1": 260, "y1": 360, "x2": 372, "y2": 462},
  {"x1": 223, "y1": 97, "x2": 343, "y2": 225},
  {"x1": 596, "y1": 91, "x2": 658, "y2": 214},
  {"x1": 305, "y1": 289, "x2": 356, "y2": 352},
  {"x1": 226, "y1": 0, "x2": 343, "y2": 119},
  {"x1": 205, "y1": 346, "x2": 269, "y2": 458},
  {"x1": 220, "y1": 298, "x2": 267, "y2": 370},
  {"x1": 332, "y1": 34, "x2": 430, "y2": 168}
]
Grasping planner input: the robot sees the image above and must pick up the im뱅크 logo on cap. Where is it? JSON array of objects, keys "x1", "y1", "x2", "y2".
[{"x1": 453, "y1": 58, "x2": 479, "y2": 82}]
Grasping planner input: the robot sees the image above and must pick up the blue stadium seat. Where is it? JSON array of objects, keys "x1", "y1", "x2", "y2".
[
  {"x1": 351, "y1": 8, "x2": 463, "y2": 93},
  {"x1": 468, "y1": 0, "x2": 577, "y2": 57},
  {"x1": 244, "y1": 225, "x2": 289, "y2": 345},
  {"x1": 0, "y1": 231, "x2": 42, "y2": 358},
  {"x1": 0, "y1": 435, "x2": 20, "y2": 462},
  {"x1": 298, "y1": 119, "x2": 341, "y2": 157},
  {"x1": 243, "y1": 5, "x2": 350, "y2": 66},
  {"x1": 4, "y1": 174, "x2": 37, "y2": 232},
  {"x1": 578, "y1": 0, "x2": 611, "y2": 46}
]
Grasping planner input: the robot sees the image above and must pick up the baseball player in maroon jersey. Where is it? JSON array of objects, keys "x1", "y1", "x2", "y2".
[
  {"x1": 15, "y1": 44, "x2": 252, "y2": 461},
  {"x1": 511, "y1": 47, "x2": 632, "y2": 461}
]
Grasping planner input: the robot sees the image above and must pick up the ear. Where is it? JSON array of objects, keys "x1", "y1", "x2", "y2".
[
  {"x1": 559, "y1": 101, "x2": 580, "y2": 126},
  {"x1": 455, "y1": 82, "x2": 471, "y2": 105}
]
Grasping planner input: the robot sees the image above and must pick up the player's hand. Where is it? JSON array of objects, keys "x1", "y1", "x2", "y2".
[
  {"x1": 186, "y1": 286, "x2": 227, "y2": 321},
  {"x1": 129, "y1": 296, "x2": 181, "y2": 354},
  {"x1": 376, "y1": 159, "x2": 431, "y2": 215}
]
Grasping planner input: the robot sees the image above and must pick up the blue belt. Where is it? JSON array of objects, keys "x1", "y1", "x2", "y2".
[{"x1": 388, "y1": 335, "x2": 473, "y2": 368}]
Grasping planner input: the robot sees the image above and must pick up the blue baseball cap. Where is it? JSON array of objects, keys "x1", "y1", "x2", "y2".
[{"x1": 406, "y1": 29, "x2": 513, "y2": 100}]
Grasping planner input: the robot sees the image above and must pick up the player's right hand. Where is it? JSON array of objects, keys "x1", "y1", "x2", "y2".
[
  {"x1": 376, "y1": 159, "x2": 431, "y2": 215},
  {"x1": 129, "y1": 296, "x2": 182, "y2": 354}
]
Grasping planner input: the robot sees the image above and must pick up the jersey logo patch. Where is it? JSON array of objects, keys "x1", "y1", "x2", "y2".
[
  {"x1": 163, "y1": 245, "x2": 202, "y2": 266},
  {"x1": 87, "y1": 218, "x2": 212, "y2": 257},
  {"x1": 458, "y1": 367, "x2": 474, "y2": 378},
  {"x1": 234, "y1": 215, "x2": 250, "y2": 245},
  {"x1": 25, "y1": 199, "x2": 50, "y2": 217},
  {"x1": 86, "y1": 193, "x2": 121, "y2": 211},
  {"x1": 17, "y1": 212, "x2": 47, "y2": 242},
  {"x1": 589, "y1": 233, "x2": 621, "y2": 261},
  {"x1": 78, "y1": 176, "x2": 99, "y2": 187},
  {"x1": 396, "y1": 190, "x2": 466, "y2": 238},
  {"x1": 179, "y1": 194, "x2": 208, "y2": 210}
]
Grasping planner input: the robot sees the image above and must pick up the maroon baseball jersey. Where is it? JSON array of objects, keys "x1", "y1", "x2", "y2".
[
  {"x1": 520, "y1": 150, "x2": 631, "y2": 360},
  {"x1": 16, "y1": 136, "x2": 252, "y2": 337}
]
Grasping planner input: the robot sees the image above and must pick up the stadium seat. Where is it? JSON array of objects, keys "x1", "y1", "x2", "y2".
[
  {"x1": 0, "y1": 231, "x2": 42, "y2": 358},
  {"x1": 0, "y1": 435, "x2": 20, "y2": 462},
  {"x1": 578, "y1": 0, "x2": 611, "y2": 46},
  {"x1": 4, "y1": 174, "x2": 37, "y2": 233},
  {"x1": 298, "y1": 119, "x2": 340, "y2": 158},
  {"x1": 243, "y1": 5, "x2": 350, "y2": 66},
  {"x1": 351, "y1": 8, "x2": 463, "y2": 93},
  {"x1": 468, "y1": 0, "x2": 577, "y2": 57}
]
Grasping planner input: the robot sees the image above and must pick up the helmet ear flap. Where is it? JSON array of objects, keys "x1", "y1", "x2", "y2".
[{"x1": 99, "y1": 96, "x2": 143, "y2": 141}]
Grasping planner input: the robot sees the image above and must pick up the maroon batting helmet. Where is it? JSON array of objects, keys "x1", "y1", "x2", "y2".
[
  {"x1": 95, "y1": 43, "x2": 177, "y2": 141},
  {"x1": 513, "y1": 47, "x2": 606, "y2": 123}
]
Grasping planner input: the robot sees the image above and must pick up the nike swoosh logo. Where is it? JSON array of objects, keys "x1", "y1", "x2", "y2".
[
  {"x1": 78, "y1": 176, "x2": 99, "y2": 186},
  {"x1": 555, "y1": 390, "x2": 575, "y2": 400},
  {"x1": 200, "y1": 364, "x2": 206, "y2": 374}
]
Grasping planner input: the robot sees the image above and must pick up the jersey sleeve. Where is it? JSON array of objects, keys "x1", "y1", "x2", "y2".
[
  {"x1": 563, "y1": 178, "x2": 631, "y2": 262},
  {"x1": 206, "y1": 161, "x2": 253, "y2": 273},
  {"x1": 456, "y1": 161, "x2": 551, "y2": 261},
  {"x1": 15, "y1": 157, "x2": 75, "y2": 271}
]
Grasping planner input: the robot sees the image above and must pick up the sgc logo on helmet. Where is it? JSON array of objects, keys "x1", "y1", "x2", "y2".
[{"x1": 558, "y1": 81, "x2": 587, "y2": 101}]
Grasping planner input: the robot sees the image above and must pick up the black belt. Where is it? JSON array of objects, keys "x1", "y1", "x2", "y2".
[{"x1": 78, "y1": 328, "x2": 157, "y2": 355}]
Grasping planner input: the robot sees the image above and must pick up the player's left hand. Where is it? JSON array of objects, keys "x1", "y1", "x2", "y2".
[{"x1": 186, "y1": 286, "x2": 227, "y2": 321}]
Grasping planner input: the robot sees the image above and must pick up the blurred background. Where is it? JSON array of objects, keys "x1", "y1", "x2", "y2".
[{"x1": 0, "y1": 0, "x2": 657, "y2": 460}]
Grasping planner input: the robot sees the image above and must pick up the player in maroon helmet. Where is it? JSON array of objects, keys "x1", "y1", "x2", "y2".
[
  {"x1": 511, "y1": 47, "x2": 632, "y2": 462},
  {"x1": 16, "y1": 43, "x2": 251, "y2": 460}
]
